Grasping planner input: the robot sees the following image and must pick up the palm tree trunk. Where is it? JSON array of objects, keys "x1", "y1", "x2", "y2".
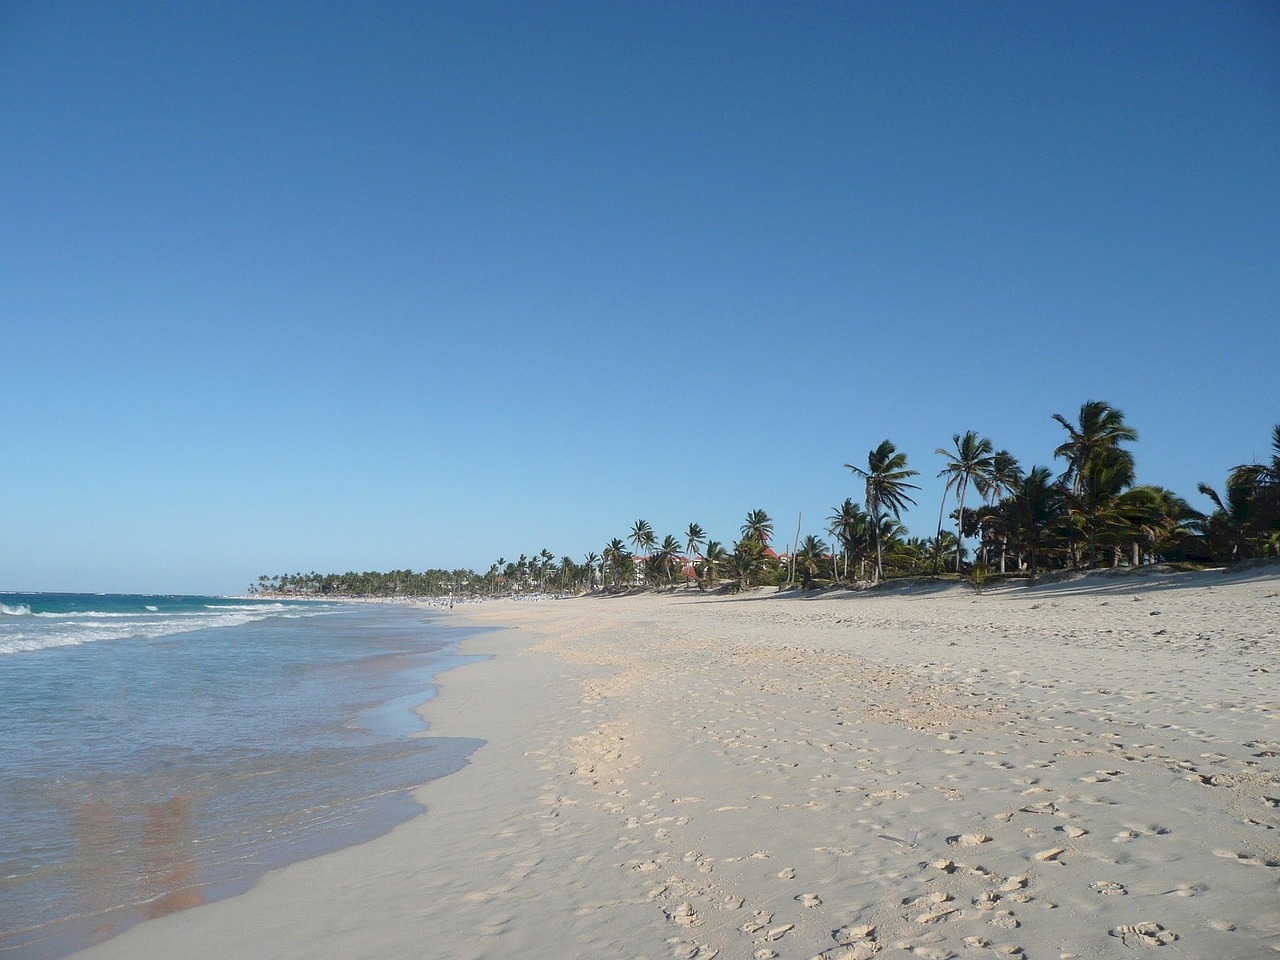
[
  {"x1": 955, "y1": 479, "x2": 968, "y2": 574},
  {"x1": 932, "y1": 490, "x2": 948, "y2": 578}
]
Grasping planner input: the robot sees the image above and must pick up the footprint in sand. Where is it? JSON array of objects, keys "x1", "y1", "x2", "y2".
[
  {"x1": 776, "y1": 866, "x2": 796, "y2": 880},
  {"x1": 837, "y1": 945, "x2": 879, "y2": 960},
  {"x1": 1092, "y1": 880, "x2": 1127, "y2": 896},
  {"x1": 668, "y1": 902, "x2": 700, "y2": 926},
  {"x1": 833, "y1": 923, "x2": 876, "y2": 943},
  {"x1": 915, "y1": 905, "x2": 960, "y2": 924},
  {"x1": 1110, "y1": 922, "x2": 1178, "y2": 947},
  {"x1": 947, "y1": 833, "x2": 992, "y2": 847}
]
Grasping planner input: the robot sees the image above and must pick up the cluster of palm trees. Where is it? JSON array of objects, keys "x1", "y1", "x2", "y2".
[
  {"x1": 251, "y1": 568, "x2": 478, "y2": 597},
  {"x1": 255, "y1": 408, "x2": 1279, "y2": 598},
  {"x1": 591, "y1": 405, "x2": 1278, "y2": 592}
]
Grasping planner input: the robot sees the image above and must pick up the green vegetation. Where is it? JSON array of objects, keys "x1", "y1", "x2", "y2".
[{"x1": 252, "y1": 409, "x2": 1280, "y2": 598}]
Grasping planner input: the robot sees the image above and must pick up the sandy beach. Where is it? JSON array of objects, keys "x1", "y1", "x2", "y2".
[{"x1": 70, "y1": 566, "x2": 1280, "y2": 960}]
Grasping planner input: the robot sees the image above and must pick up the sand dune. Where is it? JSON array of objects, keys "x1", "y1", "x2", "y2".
[{"x1": 73, "y1": 567, "x2": 1280, "y2": 960}]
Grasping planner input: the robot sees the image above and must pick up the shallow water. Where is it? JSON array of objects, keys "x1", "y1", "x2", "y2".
[{"x1": 0, "y1": 595, "x2": 485, "y2": 958}]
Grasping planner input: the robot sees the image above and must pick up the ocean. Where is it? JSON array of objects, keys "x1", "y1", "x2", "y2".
[{"x1": 0, "y1": 593, "x2": 485, "y2": 959}]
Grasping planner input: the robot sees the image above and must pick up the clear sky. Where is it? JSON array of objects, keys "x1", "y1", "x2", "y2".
[{"x1": 2, "y1": 1, "x2": 1277, "y2": 594}]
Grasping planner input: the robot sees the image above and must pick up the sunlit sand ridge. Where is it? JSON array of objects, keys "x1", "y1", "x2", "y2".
[{"x1": 73, "y1": 566, "x2": 1280, "y2": 960}]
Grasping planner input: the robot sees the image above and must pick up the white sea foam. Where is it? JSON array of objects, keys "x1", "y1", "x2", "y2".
[
  {"x1": 1, "y1": 604, "x2": 33, "y2": 617},
  {"x1": 0, "y1": 604, "x2": 330, "y2": 655}
]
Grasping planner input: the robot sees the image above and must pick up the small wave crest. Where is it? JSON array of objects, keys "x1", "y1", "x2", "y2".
[{"x1": 1, "y1": 603, "x2": 33, "y2": 616}]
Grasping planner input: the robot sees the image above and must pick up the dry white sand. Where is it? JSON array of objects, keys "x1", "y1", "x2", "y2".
[{"x1": 72, "y1": 566, "x2": 1280, "y2": 960}]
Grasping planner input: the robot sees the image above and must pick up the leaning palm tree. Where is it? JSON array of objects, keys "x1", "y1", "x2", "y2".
[
  {"x1": 629, "y1": 519, "x2": 656, "y2": 559},
  {"x1": 741, "y1": 509, "x2": 773, "y2": 545},
  {"x1": 846, "y1": 440, "x2": 919, "y2": 582},
  {"x1": 684, "y1": 523, "x2": 707, "y2": 561},
  {"x1": 933, "y1": 431, "x2": 995, "y2": 576}
]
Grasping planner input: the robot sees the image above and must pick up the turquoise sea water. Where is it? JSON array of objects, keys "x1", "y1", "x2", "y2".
[{"x1": 0, "y1": 594, "x2": 485, "y2": 959}]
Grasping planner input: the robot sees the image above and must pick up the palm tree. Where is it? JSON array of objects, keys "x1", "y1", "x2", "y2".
[
  {"x1": 1228, "y1": 423, "x2": 1280, "y2": 540},
  {"x1": 1118, "y1": 486, "x2": 1197, "y2": 566},
  {"x1": 827, "y1": 498, "x2": 873, "y2": 582},
  {"x1": 729, "y1": 536, "x2": 766, "y2": 589},
  {"x1": 629, "y1": 519, "x2": 656, "y2": 559},
  {"x1": 741, "y1": 509, "x2": 773, "y2": 545},
  {"x1": 698, "y1": 541, "x2": 728, "y2": 590},
  {"x1": 794, "y1": 535, "x2": 828, "y2": 588},
  {"x1": 583, "y1": 552, "x2": 601, "y2": 590},
  {"x1": 1003, "y1": 466, "x2": 1068, "y2": 584},
  {"x1": 933, "y1": 431, "x2": 995, "y2": 576},
  {"x1": 1052, "y1": 401, "x2": 1138, "y2": 496},
  {"x1": 846, "y1": 440, "x2": 919, "y2": 582},
  {"x1": 654, "y1": 534, "x2": 682, "y2": 585},
  {"x1": 977, "y1": 450, "x2": 1023, "y2": 572},
  {"x1": 604, "y1": 538, "x2": 632, "y2": 587},
  {"x1": 1065, "y1": 445, "x2": 1137, "y2": 567},
  {"x1": 684, "y1": 522, "x2": 707, "y2": 561}
]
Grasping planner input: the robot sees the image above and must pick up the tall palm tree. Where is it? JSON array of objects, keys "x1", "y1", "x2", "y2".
[
  {"x1": 583, "y1": 552, "x2": 601, "y2": 590},
  {"x1": 741, "y1": 509, "x2": 773, "y2": 545},
  {"x1": 684, "y1": 523, "x2": 707, "y2": 561},
  {"x1": 933, "y1": 431, "x2": 995, "y2": 575},
  {"x1": 629, "y1": 519, "x2": 656, "y2": 559},
  {"x1": 846, "y1": 440, "x2": 919, "y2": 582},
  {"x1": 1052, "y1": 400, "x2": 1138, "y2": 496}
]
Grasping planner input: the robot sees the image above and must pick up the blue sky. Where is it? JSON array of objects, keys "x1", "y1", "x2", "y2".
[{"x1": 2, "y1": 1, "x2": 1277, "y2": 594}]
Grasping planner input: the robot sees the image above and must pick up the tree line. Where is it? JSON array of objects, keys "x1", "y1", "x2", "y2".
[{"x1": 251, "y1": 404, "x2": 1279, "y2": 598}]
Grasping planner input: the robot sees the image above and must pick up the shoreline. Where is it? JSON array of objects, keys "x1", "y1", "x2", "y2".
[{"x1": 70, "y1": 566, "x2": 1280, "y2": 959}]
